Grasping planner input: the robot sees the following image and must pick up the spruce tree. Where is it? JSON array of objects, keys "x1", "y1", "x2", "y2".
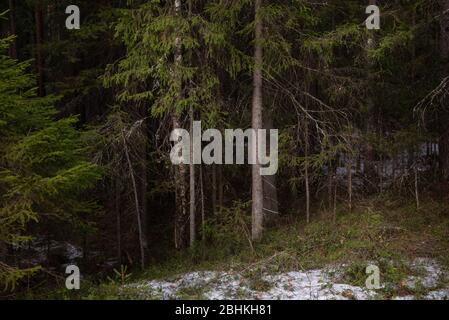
[{"x1": 0, "y1": 35, "x2": 101, "y2": 290}]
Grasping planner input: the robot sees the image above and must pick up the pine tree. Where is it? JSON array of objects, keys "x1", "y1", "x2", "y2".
[{"x1": 0, "y1": 35, "x2": 101, "y2": 290}]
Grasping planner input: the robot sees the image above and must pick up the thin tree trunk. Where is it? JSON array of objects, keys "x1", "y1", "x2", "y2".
[
  {"x1": 173, "y1": 115, "x2": 188, "y2": 249},
  {"x1": 251, "y1": 0, "x2": 264, "y2": 241},
  {"x1": 173, "y1": 0, "x2": 188, "y2": 249},
  {"x1": 439, "y1": 130, "x2": 449, "y2": 182},
  {"x1": 364, "y1": 0, "x2": 377, "y2": 189},
  {"x1": 304, "y1": 118, "x2": 310, "y2": 224},
  {"x1": 115, "y1": 179, "x2": 122, "y2": 265},
  {"x1": 139, "y1": 108, "x2": 149, "y2": 254},
  {"x1": 414, "y1": 160, "x2": 420, "y2": 210},
  {"x1": 200, "y1": 165, "x2": 205, "y2": 243},
  {"x1": 379, "y1": 158, "x2": 383, "y2": 193},
  {"x1": 347, "y1": 155, "x2": 353, "y2": 212},
  {"x1": 34, "y1": 0, "x2": 45, "y2": 97},
  {"x1": 218, "y1": 165, "x2": 223, "y2": 214},
  {"x1": 333, "y1": 175, "x2": 337, "y2": 223},
  {"x1": 212, "y1": 165, "x2": 217, "y2": 215},
  {"x1": 328, "y1": 162, "x2": 334, "y2": 210},
  {"x1": 122, "y1": 131, "x2": 145, "y2": 270},
  {"x1": 189, "y1": 106, "x2": 196, "y2": 246},
  {"x1": 262, "y1": 114, "x2": 278, "y2": 219},
  {"x1": 212, "y1": 164, "x2": 217, "y2": 215}
]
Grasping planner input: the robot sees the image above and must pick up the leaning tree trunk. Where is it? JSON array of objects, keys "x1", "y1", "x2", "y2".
[
  {"x1": 251, "y1": 0, "x2": 264, "y2": 241},
  {"x1": 122, "y1": 132, "x2": 145, "y2": 270}
]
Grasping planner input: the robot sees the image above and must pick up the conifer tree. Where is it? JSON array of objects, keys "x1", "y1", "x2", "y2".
[{"x1": 0, "y1": 35, "x2": 101, "y2": 289}]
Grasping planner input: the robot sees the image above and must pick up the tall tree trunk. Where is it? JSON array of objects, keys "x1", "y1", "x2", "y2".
[
  {"x1": 35, "y1": 0, "x2": 45, "y2": 97},
  {"x1": 172, "y1": 115, "x2": 188, "y2": 249},
  {"x1": 8, "y1": 0, "x2": 17, "y2": 59},
  {"x1": 364, "y1": 0, "x2": 377, "y2": 189},
  {"x1": 173, "y1": 0, "x2": 188, "y2": 249},
  {"x1": 251, "y1": 0, "x2": 264, "y2": 241},
  {"x1": 139, "y1": 108, "x2": 149, "y2": 255},
  {"x1": 263, "y1": 114, "x2": 278, "y2": 219}
]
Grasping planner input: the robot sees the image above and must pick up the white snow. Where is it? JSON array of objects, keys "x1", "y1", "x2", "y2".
[
  {"x1": 129, "y1": 258, "x2": 449, "y2": 300},
  {"x1": 404, "y1": 257, "x2": 444, "y2": 290}
]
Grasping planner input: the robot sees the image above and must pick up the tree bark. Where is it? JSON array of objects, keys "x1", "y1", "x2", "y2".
[
  {"x1": 173, "y1": 0, "x2": 188, "y2": 249},
  {"x1": 211, "y1": 165, "x2": 217, "y2": 215},
  {"x1": 189, "y1": 106, "x2": 196, "y2": 246},
  {"x1": 200, "y1": 165, "x2": 205, "y2": 243},
  {"x1": 173, "y1": 114, "x2": 188, "y2": 249},
  {"x1": 364, "y1": 0, "x2": 377, "y2": 190},
  {"x1": 304, "y1": 117, "x2": 310, "y2": 224},
  {"x1": 347, "y1": 155, "x2": 353, "y2": 212},
  {"x1": 218, "y1": 165, "x2": 223, "y2": 214},
  {"x1": 414, "y1": 162, "x2": 420, "y2": 210},
  {"x1": 139, "y1": 111, "x2": 149, "y2": 255},
  {"x1": 263, "y1": 114, "x2": 278, "y2": 220},
  {"x1": 251, "y1": 0, "x2": 264, "y2": 241},
  {"x1": 333, "y1": 175, "x2": 337, "y2": 223}
]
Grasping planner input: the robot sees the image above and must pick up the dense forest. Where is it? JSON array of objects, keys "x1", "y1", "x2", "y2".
[{"x1": 1, "y1": 0, "x2": 449, "y2": 300}]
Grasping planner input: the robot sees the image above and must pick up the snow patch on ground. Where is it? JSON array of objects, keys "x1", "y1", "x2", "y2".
[
  {"x1": 404, "y1": 257, "x2": 444, "y2": 290},
  {"x1": 131, "y1": 268, "x2": 376, "y2": 300},
  {"x1": 130, "y1": 258, "x2": 449, "y2": 300}
]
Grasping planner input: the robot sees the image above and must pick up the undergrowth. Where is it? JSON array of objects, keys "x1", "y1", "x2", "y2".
[{"x1": 14, "y1": 195, "x2": 449, "y2": 299}]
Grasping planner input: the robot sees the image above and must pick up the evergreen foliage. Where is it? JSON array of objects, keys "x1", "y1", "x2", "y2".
[{"x1": 0, "y1": 35, "x2": 100, "y2": 290}]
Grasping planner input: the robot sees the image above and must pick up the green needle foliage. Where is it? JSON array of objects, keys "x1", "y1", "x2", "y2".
[{"x1": 0, "y1": 35, "x2": 101, "y2": 290}]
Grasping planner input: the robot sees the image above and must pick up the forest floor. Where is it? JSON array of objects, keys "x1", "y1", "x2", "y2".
[
  {"x1": 23, "y1": 195, "x2": 449, "y2": 300},
  {"x1": 122, "y1": 257, "x2": 448, "y2": 300}
]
